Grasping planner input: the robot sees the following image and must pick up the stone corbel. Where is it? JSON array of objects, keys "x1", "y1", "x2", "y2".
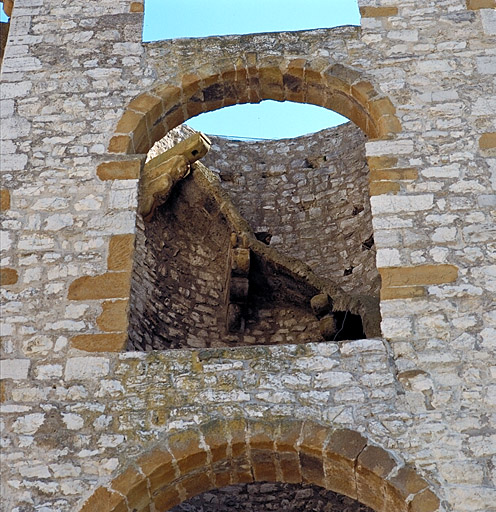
[
  {"x1": 139, "y1": 132, "x2": 211, "y2": 221},
  {"x1": 225, "y1": 233, "x2": 251, "y2": 332},
  {"x1": 310, "y1": 293, "x2": 337, "y2": 340}
]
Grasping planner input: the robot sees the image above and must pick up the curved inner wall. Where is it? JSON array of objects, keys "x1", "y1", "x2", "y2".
[
  {"x1": 170, "y1": 482, "x2": 374, "y2": 512},
  {"x1": 128, "y1": 122, "x2": 378, "y2": 350},
  {"x1": 202, "y1": 123, "x2": 378, "y2": 297}
]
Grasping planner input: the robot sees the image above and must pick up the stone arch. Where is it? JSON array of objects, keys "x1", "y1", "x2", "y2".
[
  {"x1": 78, "y1": 418, "x2": 440, "y2": 512},
  {"x1": 66, "y1": 55, "x2": 406, "y2": 352},
  {"x1": 107, "y1": 56, "x2": 401, "y2": 156}
]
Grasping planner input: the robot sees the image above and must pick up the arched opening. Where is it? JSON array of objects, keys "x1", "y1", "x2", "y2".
[
  {"x1": 107, "y1": 59, "x2": 400, "y2": 155},
  {"x1": 78, "y1": 419, "x2": 440, "y2": 512},
  {"x1": 120, "y1": 60, "x2": 397, "y2": 350},
  {"x1": 128, "y1": 121, "x2": 378, "y2": 350},
  {"x1": 69, "y1": 55, "x2": 403, "y2": 352}
]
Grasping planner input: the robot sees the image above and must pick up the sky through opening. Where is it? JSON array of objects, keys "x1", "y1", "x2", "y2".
[{"x1": 143, "y1": 0, "x2": 360, "y2": 140}]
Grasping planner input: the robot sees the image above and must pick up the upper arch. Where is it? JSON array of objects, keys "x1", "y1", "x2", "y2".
[
  {"x1": 108, "y1": 56, "x2": 401, "y2": 155},
  {"x1": 78, "y1": 418, "x2": 440, "y2": 512}
]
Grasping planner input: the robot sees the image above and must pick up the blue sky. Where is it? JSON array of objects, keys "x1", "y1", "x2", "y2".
[
  {"x1": 143, "y1": 0, "x2": 360, "y2": 139},
  {"x1": 0, "y1": 1, "x2": 360, "y2": 140}
]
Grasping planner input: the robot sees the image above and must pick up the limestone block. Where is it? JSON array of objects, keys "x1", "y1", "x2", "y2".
[
  {"x1": 477, "y1": 56, "x2": 496, "y2": 74},
  {"x1": 371, "y1": 194, "x2": 434, "y2": 214},
  {"x1": 481, "y1": 8, "x2": 496, "y2": 34},
  {"x1": 0, "y1": 358, "x2": 30, "y2": 379},
  {"x1": 65, "y1": 357, "x2": 110, "y2": 380},
  {"x1": 365, "y1": 140, "x2": 414, "y2": 156},
  {"x1": 12, "y1": 413, "x2": 45, "y2": 435}
]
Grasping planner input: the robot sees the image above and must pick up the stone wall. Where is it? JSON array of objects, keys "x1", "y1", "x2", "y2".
[
  {"x1": 202, "y1": 123, "x2": 378, "y2": 297},
  {"x1": 1, "y1": 0, "x2": 495, "y2": 510},
  {"x1": 171, "y1": 482, "x2": 373, "y2": 512},
  {"x1": 127, "y1": 167, "x2": 322, "y2": 350}
]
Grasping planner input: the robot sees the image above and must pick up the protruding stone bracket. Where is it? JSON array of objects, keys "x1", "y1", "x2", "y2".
[
  {"x1": 139, "y1": 132, "x2": 211, "y2": 221},
  {"x1": 310, "y1": 293, "x2": 337, "y2": 341},
  {"x1": 225, "y1": 233, "x2": 251, "y2": 332}
]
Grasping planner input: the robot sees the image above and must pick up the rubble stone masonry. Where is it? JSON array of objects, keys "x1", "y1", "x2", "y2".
[{"x1": 0, "y1": 0, "x2": 495, "y2": 510}]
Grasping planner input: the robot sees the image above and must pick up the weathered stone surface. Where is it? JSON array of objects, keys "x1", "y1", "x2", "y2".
[
  {"x1": 71, "y1": 333, "x2": 127, "y2": 352},
  {"x1": 97, "y1": 160, "x2": 142, "y2": 181},
  {"x1": 96, "y1": 300, "x2": 129, "y2": 332},
  {"x1": 0, "y1": 358, "x2": 30, "y2": 380},
  {"x1": 139, "y1": 133, "x2": 211, "y2": 220},
  {"x1": 379, "y1": 265, "x2": 458, "y2": 287},
  {"x1": 1, "y1": 1, "x2": 494, "y2": 511},
  {"x1": 466, "y1": 0, "x2": 496, "y2": 8},
  {"x1": 107, "y1": 234, "x2": 135, "y2": 271},
  {"x1": 68, "y1": 272, "x2": 132, "y2": 300},
  {"x1": 0, "y1": 188, "x2": 10, "y2": 210},
  {"x1": 359, "y1": 6, "x2": 398, "y2": 17}
]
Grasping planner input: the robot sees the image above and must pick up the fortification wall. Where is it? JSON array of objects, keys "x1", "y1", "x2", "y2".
[{"x1": 0, "y1": 0, "x2": 495, "y2": 511}]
